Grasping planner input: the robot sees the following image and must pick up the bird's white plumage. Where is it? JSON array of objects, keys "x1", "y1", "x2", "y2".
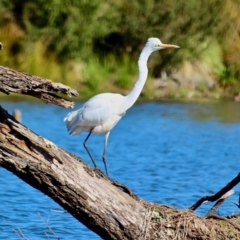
[
  {"x1": 64, "y1": 37, "x2": 179, "y2": 176},
  {"x1": 64, "y1": 93, "x2": 125, "y2": 135}
]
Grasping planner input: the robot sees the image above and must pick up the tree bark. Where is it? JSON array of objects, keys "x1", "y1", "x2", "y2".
[
  {"x1": 0, "y1": 65, "x2": 78, "y2": 108},
  {"x1": 0, "y1": 66, "x2": 240, "y2": 239}
]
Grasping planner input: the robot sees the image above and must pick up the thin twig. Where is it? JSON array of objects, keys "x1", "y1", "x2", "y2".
[
  {"x1": 51, "y1": 208, "x2": 67, "y2": 213},
  {"x1": 189, "y1": 172, "x2": 240, "y2": 211},
  {"x1": 38, "y1": 212, "x2": 60, "y2": 240},
  {"x1": 13, "y1": 228, "x2": 29, "y2": 240},
  {"x1": 44, "y1": 231, "x2": 51, "y2": 240},
  {"x1": 226, "y1": 214, "x2": 240, "y2": 219},
  {"x1": 207, "y1": 213, "x2": 240, "y2": 231},
  {"x1": 206, "y1": 190, "x2": 234, "y2": 217}
]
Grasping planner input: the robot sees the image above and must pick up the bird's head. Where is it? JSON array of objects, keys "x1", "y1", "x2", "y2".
[{"x1": 146, "y1": 38, "x2": 180, "y2": 52}]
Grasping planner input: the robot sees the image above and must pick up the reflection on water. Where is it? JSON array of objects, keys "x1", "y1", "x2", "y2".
[
  {"x1": 187, "y1": 101, "x2": 240, "y2": 123},
  {"x1": 0, "y1": 100, "x2": 240, "y2": 239}
]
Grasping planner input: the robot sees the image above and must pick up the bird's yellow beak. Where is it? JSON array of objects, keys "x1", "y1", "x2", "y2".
[{"x1": 159, "y1": 43, "x2": 180, "y2": 49}]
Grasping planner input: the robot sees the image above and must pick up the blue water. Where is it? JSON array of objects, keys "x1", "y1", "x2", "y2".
[{"x1": 1, "y1": 100, "x2": 240, "y2": 239}]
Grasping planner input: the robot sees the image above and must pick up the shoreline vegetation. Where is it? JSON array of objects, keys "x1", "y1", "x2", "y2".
[{"x1": 0, "y1": 1, "x2": 240, "y2": 102}]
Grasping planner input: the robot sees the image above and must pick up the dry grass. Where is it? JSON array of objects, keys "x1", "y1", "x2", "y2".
[{"x1": 136, "y1": 203, "x2": 240, "y2": 240}]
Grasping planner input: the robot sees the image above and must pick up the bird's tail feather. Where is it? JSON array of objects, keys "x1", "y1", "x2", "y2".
[{"x1": 64, "y1": 109, "x2": 83, "y2": 135}]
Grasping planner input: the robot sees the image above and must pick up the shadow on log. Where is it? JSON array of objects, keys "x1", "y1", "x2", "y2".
[{"x1": 0, "y1": 66, "x2": 240, "y2": 239}]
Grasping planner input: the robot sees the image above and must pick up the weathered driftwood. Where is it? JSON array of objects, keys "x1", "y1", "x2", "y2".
[
  {"x1": 0, "y1": 65, "x2": 78, "y2": 108},
  {"x1": 1, "y1": 106, "x2": 240, "y2": 240}
]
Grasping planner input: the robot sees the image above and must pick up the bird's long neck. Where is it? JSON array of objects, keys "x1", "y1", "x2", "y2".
[{"x1": 121, "y1": 47, "x2": 153, "y2": 112}]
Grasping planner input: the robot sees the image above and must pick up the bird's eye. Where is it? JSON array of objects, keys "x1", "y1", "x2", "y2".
[{"x1": 155, "y1": 44, "x2": 160, "y2": 47}]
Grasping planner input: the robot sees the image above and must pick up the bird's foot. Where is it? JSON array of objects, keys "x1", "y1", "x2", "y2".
[
  {"x1": 93, "y1": 167, "x2": 108, "y2": 178},
  {"x1": 111, "y1": 180, "x2": 138, "y2": 200}
]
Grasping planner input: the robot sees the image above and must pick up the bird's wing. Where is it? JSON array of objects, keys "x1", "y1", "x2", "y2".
[
  {"x1": 83, "y1": 91, "x2": 128, "y2": 126},
  {"x1": 64, "y1": 103, "x2": 113, "y2": 135},
  {"x1": 79, "y1": 93, "x2": 124, "y2": 126},
  {"x1": 64, "y1": 93, "x2": 124, "y2": 134},
  {"x1": 81, "y1": 103, "x2": 113, "y2": 126}
]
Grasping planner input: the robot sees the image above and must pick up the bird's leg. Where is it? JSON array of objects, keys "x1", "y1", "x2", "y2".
[
  {"x1": 83, "y1": 130, "x2": 97, "y2": 169},
  {"x1": 102, "y1": 131, "x2": 110, "y2": 177}
]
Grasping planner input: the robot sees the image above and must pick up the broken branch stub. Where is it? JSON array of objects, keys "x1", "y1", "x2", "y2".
[
  {"x1": 189, "y1": 173, "x2": 240, "y2": 211},
  {"x1": 0, "y1": 65, "x2": 79, "y2": 108}
]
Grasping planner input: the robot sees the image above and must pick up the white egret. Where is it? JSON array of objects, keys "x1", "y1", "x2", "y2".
[{"x1": 64, "y1": 37, "x2": 179, "y2": 176}]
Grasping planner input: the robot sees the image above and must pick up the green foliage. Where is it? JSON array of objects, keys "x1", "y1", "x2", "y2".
[
  {"x1": 199, "y1": 42, "x2": 224, "y2": 77},
  {"x1": 0, "y1": 0, "x2": 240, "y2": 98},
  {"x1": 0, "y1": 0, "x2": 119, "y2": 61},
  {"x1": 114, "y1": 56, "x2": 136, "y2": 89},
  {"x1": 81, "y1": 57, "x2": 111, "y2": 91},
  {"x1": 0, "y1": 0, "x2": 224, "y2": 62},
  {"x1": 79, "y1": 54, "x2": 138, "y2": 97}
]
